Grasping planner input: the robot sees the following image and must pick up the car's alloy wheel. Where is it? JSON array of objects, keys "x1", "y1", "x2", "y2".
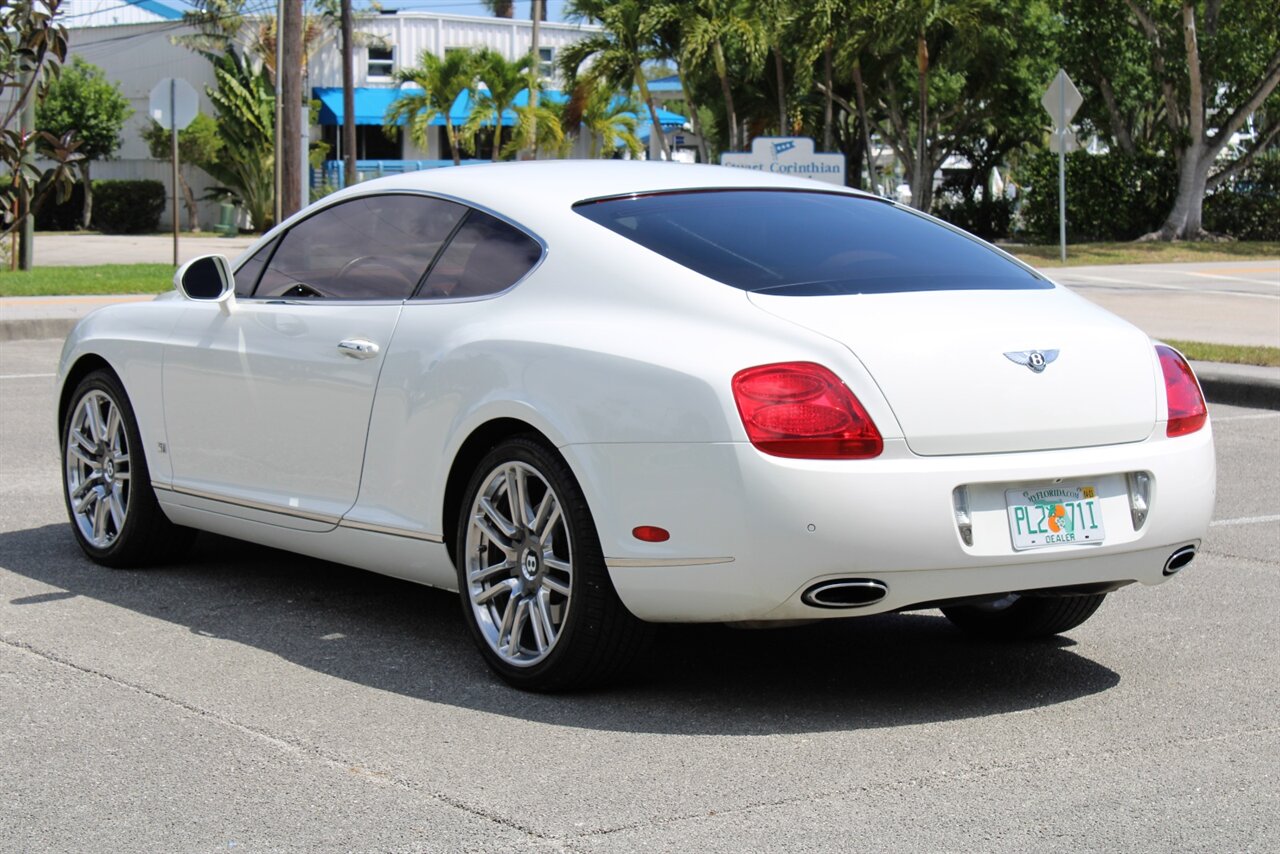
[
  {"x1": 61, "y1": 370, "x2": 193, "y2": 567},
  {"x1": 457, "y1": 436, "x2": 651, "y2": 690},
  {"x1": 65, "y1": 387, "x2": 132, "y2": 549},
  {"x1": 465, "y1": 459, "x2": 574, "y2": 667}
]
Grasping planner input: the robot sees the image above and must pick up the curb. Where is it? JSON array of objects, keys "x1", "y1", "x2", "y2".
[
  {"x1": 0, "y1": 318, "x2": 77, "y2": 343},
  {"x1": 1191, "y1": 362, "x2": 1280, "y2": 411}
]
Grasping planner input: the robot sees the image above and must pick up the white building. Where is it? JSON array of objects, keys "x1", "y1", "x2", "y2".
[{"x1": 61, "y1": 10, "x2": 640, "y2": 229}]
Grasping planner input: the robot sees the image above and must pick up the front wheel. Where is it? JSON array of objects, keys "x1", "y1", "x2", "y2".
[
  {"x1": 941, "y1": 592, "x2": 1106, "y2": 640},
  {"x1": 456, "y1": 436, "x2": 651, "y2": 691},
  {"x1": 61, "y1": 369, "x2": 194, "y2": 567}
]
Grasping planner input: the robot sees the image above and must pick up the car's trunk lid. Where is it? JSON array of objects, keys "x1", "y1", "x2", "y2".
[{"x1": 747, "y1": 288, "x2": 1157, "y2": 456}]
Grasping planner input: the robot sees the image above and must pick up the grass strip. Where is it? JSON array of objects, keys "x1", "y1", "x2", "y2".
[
  {"x1": 1164, "y1": 340, "x2": 1280, "y2": 368},
  {"x1": 1009, "y1": 241, "x2": 1280, "y2": 268},
  {"x1": 0, "y1": 264, "x2": 173, "y2": 297}
]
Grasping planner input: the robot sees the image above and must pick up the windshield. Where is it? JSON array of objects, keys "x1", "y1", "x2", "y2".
[{"x1": 573, "y1": 189, "x2": 1050, "y2": 296}]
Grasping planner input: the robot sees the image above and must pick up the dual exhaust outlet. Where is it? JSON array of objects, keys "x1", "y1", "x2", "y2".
[{"x1": 803, "y1": 545, "x2": 1197, "y2": 609}]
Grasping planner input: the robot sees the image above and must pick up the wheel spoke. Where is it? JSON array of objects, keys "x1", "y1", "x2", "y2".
[
  {"x1": 505, "y1": 466, "x2": 529, "y2": 530},
  {"x1": 107, "y1": 492, "x2": 126, "y2": 532},
  {"x1": 474, "y1": 576, "x2": 517, "y2": 606},
  {"x1": 542, "y1": 575, "x2": 571, "y2": 598},
  {"x1": 474, "y1": 513, "x2": 515, "y2": 556},
  {"x1": 72, "y1": 427, "x2": 96, "y2": 456},
  {"x1": 104, "y1": 405, "x2": 121, "y2": 450},
  {"x1": 89, "y1": 398, "x2": 108, "y2": 444},
  {"x1": 470, "y1": 559, "x2": 515, "y2": 586},
  {"x1": 74, "y1": 488, "x2": 98, "y2": 515},
  {"x1": 68, "y1": 443, "x2": 97, "y2": 468},
  {"x1": 507, "y1": 597, "x2": 531, "y2": 655},
  {"x1": 529, "y1": 597, "x2": 548, "y2": 652},
  {"x1": 91, "y1": 491, "x2": 109, "y2": 541},
  {"x1": 542, "y1": 552, "x2": 571, "y2": 575},
  {"x1": 536, "y1": 590, "x2": 557, "y2": 641},
  {"x1": 530, "y1": 491, "x2": 553, "y2": 537},
  {"x1": 537, "y1": 505, "x2": 562, "y2": 546},
  {"x1": 479, "y1": 496, "x2": 518, "y2": 539},
  {"x1": 71, "y1": 473, "x2": 99, "y2": 499}
]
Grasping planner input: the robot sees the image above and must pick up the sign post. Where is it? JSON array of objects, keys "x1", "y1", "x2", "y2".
[
  {"x1": 1041, "y1": 69, "x2": 1082, "y2": 263},
  {"x1": 149, "y1": 78, "x2": 198, "y2": 266}
]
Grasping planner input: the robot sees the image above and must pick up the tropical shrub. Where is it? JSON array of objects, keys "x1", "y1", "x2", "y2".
[
  {"x1": 1204, "y1": 154, "x2": 1280, "y2": 241},
  {"x1": 1015, "y1": 150, "x2": 1177, "y2": 243}
]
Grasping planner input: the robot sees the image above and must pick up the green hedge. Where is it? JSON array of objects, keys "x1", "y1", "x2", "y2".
[
  {"x1": 1016, "y1": 150, "x2": 1177, "y2": 243},
  {"x1": 91, "y1": 180, "x2": 166, "y2": 234},
  {"x1": 933, "y1": 194, "x2": 1015, "y2": 241},
  {"x1": 1204, "y1": 154, "x2": 1280, "y2": 241}
]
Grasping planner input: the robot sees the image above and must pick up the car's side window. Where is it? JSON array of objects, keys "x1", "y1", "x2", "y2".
[
  {"x1": 233, "y1": 238, "x2": 277, "y2": 297},
  {"x1": 414, "y1": 210, "x2": 542, "y2": 301},
  {"x1": 253, "y1": 194, "x2": 466, "y2": 300}
]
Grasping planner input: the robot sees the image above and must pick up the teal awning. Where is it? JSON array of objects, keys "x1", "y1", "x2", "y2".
[{"x1": 314, "y1": 87, "x2": 686, "y2": 131}]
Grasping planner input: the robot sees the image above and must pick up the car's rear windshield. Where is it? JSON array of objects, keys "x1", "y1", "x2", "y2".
[{"x1": 573, "y1": 189, "x2": 1050, "y2": 296}]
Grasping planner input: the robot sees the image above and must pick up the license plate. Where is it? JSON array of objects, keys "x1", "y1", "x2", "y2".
[{"x1": 1005, "y1": 484, "x2": 1106, "y2": 550}]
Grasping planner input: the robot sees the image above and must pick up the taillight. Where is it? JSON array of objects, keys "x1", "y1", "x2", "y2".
[
  {"x1": 732, "y1": 362, "x2": 882, "y2": 459},
  {"x1": 1156, "y1": 345, "x2": 1207, "y2": 437}
]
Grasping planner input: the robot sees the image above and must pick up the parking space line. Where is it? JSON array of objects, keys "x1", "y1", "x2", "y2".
[
  {"x1": 1185, "y1": 271, "x2": 1280, "y2": 286},
  {"x1": 0, "y1": 373, "x2": 55, "y2": 380},
  {"x1": 1209, "y1": 514, "x2": 1280, "y2": 527},
  {"x1": 1213, "y1": 412, "x2": 1280, "y2": 423}
]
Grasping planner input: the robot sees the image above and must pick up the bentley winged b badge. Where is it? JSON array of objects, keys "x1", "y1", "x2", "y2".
[{"x1": 1004, "y1": 349, "x2": 1060, "y2": 373}]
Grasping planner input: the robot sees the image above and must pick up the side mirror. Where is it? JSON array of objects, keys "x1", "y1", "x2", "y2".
[{"x1": 175, "y1": 255, "x2": 234, "y2": 307}]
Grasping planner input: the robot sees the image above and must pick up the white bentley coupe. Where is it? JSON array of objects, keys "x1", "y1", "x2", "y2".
[{"x1": 57, "y1": 162, "x2": 1215, "y2": 690}]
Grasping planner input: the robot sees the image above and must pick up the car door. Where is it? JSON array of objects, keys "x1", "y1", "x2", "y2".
[{"x1": 161, "y1": 192, "x2": 466, "y2": 528}]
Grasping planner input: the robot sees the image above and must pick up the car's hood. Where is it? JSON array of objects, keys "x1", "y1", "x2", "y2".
[{"x1": 747, "y1": 287, "x2": 1159, "y2": 456}]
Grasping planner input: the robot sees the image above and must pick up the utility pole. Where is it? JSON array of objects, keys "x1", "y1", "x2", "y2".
[
  {"x1": 527, "y1": 0, "x2": 541, "y2": 160},
  {"x1": 280, "y1": 0, "x2": 303, "y2": 219},
  {"x1": 341, "y1": 0, "x2": 356, "y2": 187},
  {"x1": 274, "y1": 0, "x2": 284, "y2": 226}
]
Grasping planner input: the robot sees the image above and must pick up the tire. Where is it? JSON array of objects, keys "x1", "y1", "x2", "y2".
[
  {"x1": 61, "y1": 369, "x2": 194, "y2": 567},
  {"x1": 455, "y1": 435, "x2": 651, "y2": 691},
  {"x1": 941, "y1": 592, "x2": 1106, "y2": 640}
]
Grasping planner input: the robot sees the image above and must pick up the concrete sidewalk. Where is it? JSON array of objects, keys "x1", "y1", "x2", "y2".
[{"x1": 26, "y1": 233, "x2": 257, "y2": 266}]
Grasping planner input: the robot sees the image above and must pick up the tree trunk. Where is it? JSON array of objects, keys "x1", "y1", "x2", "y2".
[
  {"x1": 1147, "y1": 142, "x2": 1211, "y2": 240},
  {"x1": 79, "y1": 161, "x2": 92, "y2": 230},
  {"x1": 677, "y1": 65, "x2": 710, "y2": 163},
  {"x1": 713, "y1": 38, "x2": 738, "y2": 151},
  {"x1": 180, "y1": 169, "x2": 200, "y2": 231},
  {"x1": 492, "y1": 125, "x2": 502, "y2": 162},
  {"x1": 914, "y1": 32, "x2": 930, "y2": 211},
  {"x1": 635, "y1": 70, "x2": 670, "y2": 160},
  {"x1": 280, "y1": 0, "x2": 304, "y2": 218},
  {"x1": 822, "y1": 44, "x2": 833, "y2": 151},
  {"x1": 773, "y1": 46, "x2": 787, "y2": 134},
  {"x1": 852, "y1": 60, "x2": 876, "y2": 193},
  {"x1": 448, "y1": 125, "x2": 462, "y2": 166}
]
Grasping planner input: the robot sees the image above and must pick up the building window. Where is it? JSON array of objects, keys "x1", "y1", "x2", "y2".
[
  {"x1": 538, "y1": 46, "x2": 553, "y2": 79},
  {"x1": 368, "y1": 46, "x2": 394, "y2": 79}
]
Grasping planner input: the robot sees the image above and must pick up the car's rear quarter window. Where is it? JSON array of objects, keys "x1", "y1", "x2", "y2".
[{"x1": 573, "y1": 190, "x2": 1050, "y2": 295}]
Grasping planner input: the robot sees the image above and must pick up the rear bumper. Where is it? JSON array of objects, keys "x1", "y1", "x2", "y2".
[{"x1": 565, "y1": 424, "x2": 1215, "y2": 622}]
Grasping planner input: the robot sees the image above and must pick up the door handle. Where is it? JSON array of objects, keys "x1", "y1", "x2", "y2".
[{"x1": 337, "y1": 338, "x2": 380, "y2": 359}]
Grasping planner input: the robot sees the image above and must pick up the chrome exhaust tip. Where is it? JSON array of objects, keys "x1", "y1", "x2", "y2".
[
  {"x1": 1164, "y1": 545, "x2": 1197, "y2": 575},
  {"x1": 802, "y1": 578, "x2": 889, "y2": 609}
]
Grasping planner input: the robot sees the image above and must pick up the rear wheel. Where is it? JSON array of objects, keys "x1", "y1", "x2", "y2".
[
  {"x1": 62, "y1": 369, "x2": 193, "y2": 567},
  {"x1": 941, "y1": 592, "x2": 1106, "y2": 639},
  {"x1": 456, "y1": 436, "x2": 650, "y2": 691}
]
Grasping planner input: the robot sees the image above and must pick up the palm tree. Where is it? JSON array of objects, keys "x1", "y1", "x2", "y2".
[
  {"x1": 575, "y1": 84, "x2": 644, "y2": 158},
  {"x1": 385, "y1": 48, "x2": 479, "y2": 166},
  {"x1": 561, "y1": 0, "x2": 671, "y2": 159},
  {"x1": 661, "y1": 0, "x2": 765, "y2": 152},
  {"x1": 467, "y1": 49, "x2": 534, "y2": 161},
  {"x1": 504, "y1": 90, "x2": 568, "y2": 158}
]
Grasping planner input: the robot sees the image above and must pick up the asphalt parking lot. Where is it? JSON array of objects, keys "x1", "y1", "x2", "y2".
[{"x1": 2, "y1": 336, "x2": 1278, "y2": 852}]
